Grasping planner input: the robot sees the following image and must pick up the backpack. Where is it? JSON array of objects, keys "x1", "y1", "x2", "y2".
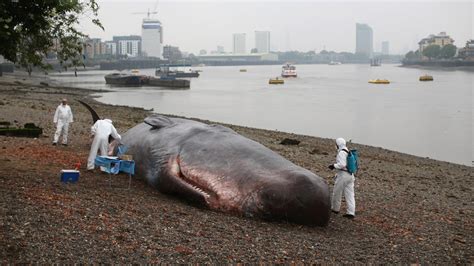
[{"x1": 342, "y1": 149, "x2": 359, "y2": 175}]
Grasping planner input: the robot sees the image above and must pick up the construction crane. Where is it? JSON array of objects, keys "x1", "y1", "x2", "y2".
[
  {"x1": 132, "y1": 1, "x2": 159, "y2": 19},
  {"x1": 132, "y1": 9, "x2": 157, "y2": 19}
]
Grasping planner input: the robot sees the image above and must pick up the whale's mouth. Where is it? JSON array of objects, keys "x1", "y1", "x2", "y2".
[{"x1": 168, "y1": 156, "x2": 215, "y2": 201}]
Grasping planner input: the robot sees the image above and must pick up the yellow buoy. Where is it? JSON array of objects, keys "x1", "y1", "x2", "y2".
[
  {"x1": 419, "y1": 75, "x2": 433, "y2": 81},
  {"x1": 269, "y1": 77, "x2": 284, "y2": 84},
  {"x1": 368, "y1": 79, "x2": 390, "y2": 84}
]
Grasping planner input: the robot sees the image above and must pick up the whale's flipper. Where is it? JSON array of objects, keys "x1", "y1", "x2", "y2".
[{"x1": 77, "y1": 100, "x2": 100, "y2": 124}]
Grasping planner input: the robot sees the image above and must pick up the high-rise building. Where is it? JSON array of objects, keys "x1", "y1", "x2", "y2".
[
  {"x1": 381, "y1": 41, "x2": 389, "y2": 55},
  {"x1": 255, "y1": 31, "x2": 270, "y2": 53},
  {"x1": 105, "y1": 41, "x2": 117, "y2": 55},
  {"x1": 113, "y1": 35, "x2": 142, "y2": 57},
  {"x1": 163, "y1": 45, "x2": 182, "y2": 61},
  {"x1": 356, "y1": 23, "x2": 373, "y2": 58},
  {"x1": 84, "y1": 38, "x2": 106, "y2": 58},
  {"x1": 141, "y1": 18, "x2": 163, "y2": 58},
  {"x1": 233, "y1": 33, "x2": 246, "y2": 54}
]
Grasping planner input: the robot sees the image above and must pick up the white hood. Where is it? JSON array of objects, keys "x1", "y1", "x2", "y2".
[{"x1": 336, "y1": 137, "x2": 347, "y2": 150}]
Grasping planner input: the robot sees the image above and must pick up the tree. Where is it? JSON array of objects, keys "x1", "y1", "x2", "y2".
[
  {"x1": 250, "y1": 48, "x2": 258, "y2": 53},
  {"x1": 422, "y1": 45, "x2": 441, "y2": 60},
  {"x1": 405, "y1": 50, "x2": 421, "y2": 60},
  {"x1": 0, "y1": 0, "x2": 103, "y2": 74},
  {"x1": 163, "y1": 45, "x2": 183, "y2": 62},
  {"x1": 438, "y1": 44, "x2": 457, "y2": 59}
]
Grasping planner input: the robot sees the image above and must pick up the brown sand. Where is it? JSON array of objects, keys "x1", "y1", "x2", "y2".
[{"x1": 0, "y1": 74, "x2": 472, "y2": 263}]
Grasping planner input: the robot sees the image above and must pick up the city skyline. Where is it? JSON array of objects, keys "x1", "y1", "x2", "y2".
[{"x1": 78, "y1": 1, "x2": 473, "y2": 55}]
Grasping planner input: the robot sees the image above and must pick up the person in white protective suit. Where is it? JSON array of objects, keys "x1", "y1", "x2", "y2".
[
  {"x1": 328, "y1": 137, "x2": 356, "y2": 219},
  {"x1": 87, "y1": 119, "x2": 121, "y2": 170},
  {"x1": 53, "y1": 98, "x2": 73, "y2": 146}
]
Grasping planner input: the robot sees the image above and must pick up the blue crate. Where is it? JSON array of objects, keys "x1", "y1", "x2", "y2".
[{"x1": 60, "y1": 170, "x2": 80, "y2": 183}]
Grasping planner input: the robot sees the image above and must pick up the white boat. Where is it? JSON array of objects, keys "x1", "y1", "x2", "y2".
[
  {"x1": 329, "y1": 61, "x2": 342, "y2": 65},
  {"x1": 281, "y1": 63, "x2": 297, "y2": 78}
]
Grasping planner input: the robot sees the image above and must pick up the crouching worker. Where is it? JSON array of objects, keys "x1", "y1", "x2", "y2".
[
  {"x1": 87, "y1": 119, "x2": 121, "y2": 171},
  {"x1": 328, "y1": 137, "x2": 356, "y2": 219}
]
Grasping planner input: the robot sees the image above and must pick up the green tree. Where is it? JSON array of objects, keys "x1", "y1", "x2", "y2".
[
  {"x1": 405, "y1": 51, "x2": 415, "y2": 59},
  {"x1": 0, "y1": 0, "x2": 103, "y2": 74},
  {"x1": 422, "y1": 45, "x2": 441, "y2": 60},
  {"x1": 438, "y1": 44, "x2": 457, "y2": 59},
  {"x1": 405, "y1": 50, "x2": 422, "y2": 60}
]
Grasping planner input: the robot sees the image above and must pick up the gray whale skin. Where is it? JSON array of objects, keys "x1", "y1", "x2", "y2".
[{"x1": 120, "y1": 114, "x2": 330, "y2": 226}]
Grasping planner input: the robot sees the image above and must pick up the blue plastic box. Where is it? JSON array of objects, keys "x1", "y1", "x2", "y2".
[{"x1": 60, "y1": 170, "x2": 80, "y2": 183}]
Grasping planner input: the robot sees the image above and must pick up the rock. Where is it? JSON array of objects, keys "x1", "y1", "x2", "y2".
[
  {"x1": 280, "y1": 138, "x2": 300, "y2": 145},
  {"x1": 309, "y1": 148, "x2": 329, "y2": 156}
]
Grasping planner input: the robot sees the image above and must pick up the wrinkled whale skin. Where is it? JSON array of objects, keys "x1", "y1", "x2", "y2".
[{"x1": 121, "y1": 114, "x2": 330, "y2": 226}]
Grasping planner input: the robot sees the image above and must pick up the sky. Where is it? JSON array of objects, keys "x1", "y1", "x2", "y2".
[{"x1": 78, "y1": 0, "x2": 473, "y2": 55}]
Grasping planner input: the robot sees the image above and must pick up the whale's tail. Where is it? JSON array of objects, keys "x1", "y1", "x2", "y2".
[
  {"x1": 77, "y1": 100, "x2": 117, "y2": 143},
  {"x1": 77, "y1": 100, "x2": 100, "y2": 124}
]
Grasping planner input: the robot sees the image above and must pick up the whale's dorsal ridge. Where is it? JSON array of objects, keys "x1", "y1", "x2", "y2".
[
  {"x1": 144, "y1": 114, "x2": 174, "y2": 129},
  {"x1": 210, "y1": 124, "x2": 237, "y2": 134}
]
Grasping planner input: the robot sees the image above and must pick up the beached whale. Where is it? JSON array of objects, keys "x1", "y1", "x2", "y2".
[{"x1": 79, "y1": 101, "x2": 330, "y2": 226}]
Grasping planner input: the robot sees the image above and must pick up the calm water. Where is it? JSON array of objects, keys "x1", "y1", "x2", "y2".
[{"x1": 49, "y1": 64, "x2": 473, "y2": 166}]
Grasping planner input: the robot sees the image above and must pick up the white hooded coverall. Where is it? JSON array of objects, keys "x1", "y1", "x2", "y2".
[
  {"x1": 87, "y1": 119, "x2": 121, "y2": 170},
  {"x1": 53, "y1": 104, "x2": 73, "y2": 144},
  {"x1": 331, "y1": 138, "x2": 356, "y2": 216}
]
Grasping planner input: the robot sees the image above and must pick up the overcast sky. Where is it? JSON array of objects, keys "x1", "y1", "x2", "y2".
[{"x1": 78, "y1": 0, "x2": 473, "y2": 55}]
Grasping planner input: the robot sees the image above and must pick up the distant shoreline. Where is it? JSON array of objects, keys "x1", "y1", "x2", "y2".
[
  {"x1": 401, "y1": 59, "x2": 474, "y2": 72},
  {"x1": 400, "y1": 64, "x2": 474, "y2": 72}
]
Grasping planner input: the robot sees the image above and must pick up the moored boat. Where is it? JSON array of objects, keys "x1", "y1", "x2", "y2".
[
  {"x1": 419, "y1": 74, "x2": 434, "y2": 81},
  {"x1": 281, "y1": 63, "x2": 297, "y2": 77},
  {"x1": 370, "y1": 58, "x2": 382, "y2": 66},
  {"x1": 146, "y1": 76, "x2": 190, "y2": 89},
  {"x1": 368, "y1": 79, "x2": 390, "y2": 84},
  {"x1": 104, "y1": 73, "x2": 144, "y2": 86}
]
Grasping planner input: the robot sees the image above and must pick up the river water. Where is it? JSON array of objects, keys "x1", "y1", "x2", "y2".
[{"x1": 49, "y1": 64, "x2": 473, "y2": 166}]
